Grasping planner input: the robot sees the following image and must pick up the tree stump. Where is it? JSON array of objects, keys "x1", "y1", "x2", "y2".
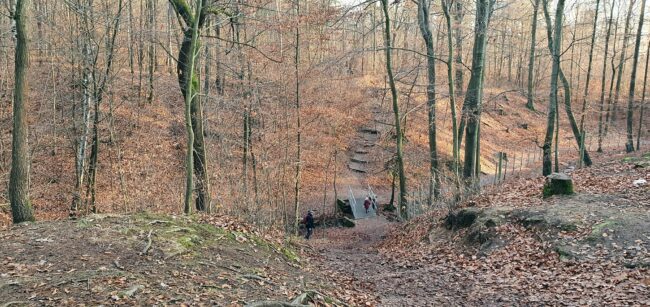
[{"x1": 543, "y1": 173, "x2": 574, "y2": 198}]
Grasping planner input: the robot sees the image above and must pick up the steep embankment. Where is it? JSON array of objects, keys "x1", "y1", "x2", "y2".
[{"x1": 0, "y1": 213, "x2": 368, "y2": 305}]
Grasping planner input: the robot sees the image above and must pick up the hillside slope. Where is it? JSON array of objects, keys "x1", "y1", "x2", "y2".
[{"x1": 0, "y1": 213, "x2": 371, "y2": 305}]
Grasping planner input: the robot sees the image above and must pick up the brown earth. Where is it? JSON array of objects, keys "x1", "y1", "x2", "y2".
[
  {"x1": 0, "y1": 213, "x2": 370, "y2": 306},
  {"x1": 309, "y1": 151, "x2": 650, "y2": 306}
]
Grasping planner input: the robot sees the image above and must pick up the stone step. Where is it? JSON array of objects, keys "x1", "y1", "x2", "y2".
[
  {"x1": 348, "y1": 162, "x2": 367, "y2": 173},
  {"x1": 360, "y1": 127, "x2": 380, "y2": 135},
  {"x1": 351, "y1": 157, "x2": 369, "y2": 164}
]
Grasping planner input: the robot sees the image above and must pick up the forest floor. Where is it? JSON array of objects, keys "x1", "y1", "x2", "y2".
[
  {"x1": 0, "y1": 151, "x2": 648, "y2": 306},
  {"x1": 310, "y1": 150, "x2": 650, "y2": 306},
  {"x1": 0, "y1": 213, "x2": 374, "y2": 306}
]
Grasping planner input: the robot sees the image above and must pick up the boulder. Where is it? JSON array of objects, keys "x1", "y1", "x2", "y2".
[
  {"x1": 339, "y1": 217, "x2": 355, "y2": 228},
  {"x1": 543, "y1": 172, "x2": 574, "y2": 198},
  {"x1": 444, "y1": 208, "x2": 480, "y2": 230},
  {"x1": 336, "y1": 199, "x2": 352, "y2": 215}
]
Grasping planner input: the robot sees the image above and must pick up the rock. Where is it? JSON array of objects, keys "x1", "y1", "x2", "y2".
[
  {"x1": 290, "y1": 290, "x2": 316, "y2": 305},
  {"x1": 543, "y1": 173, "x2": 574, "y2": 198},
  {"x1": 121, "y1": 285, "x2": 144, "y2": 298},
  {"x1": 336, "y1": 199, "x2": 352, "y2": 216},
  {"x1": 444, "y1": 208, "x2": 480, "y2": 230},
  {"x1": 555, "y1": 245, "x2": 578, "y2": 261},
  {"x1": 339, "y1": 217, "x2": 355, "y2": 228},
  {"x1": 633, "y1": 178, "x2": 647, "y2": 187},
  {"x1": 634, "y1": 161, "x2": 650, "y2": 168}
]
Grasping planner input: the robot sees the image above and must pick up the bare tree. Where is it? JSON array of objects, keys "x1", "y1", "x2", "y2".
[
  {"x1": 416, "y1": 0, "x2": 440, "y2": 204},
  {"x1": 578, "y1": 0, "x2": 600, "y2": 163},
  {"x1": 169, "y1": 0, "x2": 223, "y2": 213},
  {"x1": 9, "y1": 0, "x2": 35, "y2": 223},
  {"x1": 625, "y1": 0, "x2": 646, "y2": 152},
  {"x1": 540, "y1": 0, "x2": 564, "y2": 176},
  {"x1": 526, "y1": 0, "x2": 540, "y2": 111},
  {"x1": 462, "y1": 0, "x2": 495, "y2": 180},
  {"x1": 637, "y1": 33, "x2": 650, "y2": 150},
  {"x1": 442, "y1": 0, "x2": 460, "y2": 182},
  {"x1": 381, "y1": 0, "x2": 407, "y2": 219}
]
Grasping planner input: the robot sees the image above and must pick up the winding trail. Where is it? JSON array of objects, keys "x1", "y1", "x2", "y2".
[{"x1": 310, "y1": 217, "x2": 467, "y2": 306}]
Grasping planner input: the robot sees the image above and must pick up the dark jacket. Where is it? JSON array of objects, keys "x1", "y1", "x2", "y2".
[{"x1": 304, "y1": 212, "x2": 314, "y2": 228}]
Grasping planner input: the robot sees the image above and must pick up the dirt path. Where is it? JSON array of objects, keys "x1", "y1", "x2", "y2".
[{"x1": 309, "y1": 216, "x2": 462, "y2": 306}]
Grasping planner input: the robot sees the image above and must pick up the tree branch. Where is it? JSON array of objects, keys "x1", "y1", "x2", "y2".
[{"x1": 202, "y1": 34, "x2": 282, "y2": 63}]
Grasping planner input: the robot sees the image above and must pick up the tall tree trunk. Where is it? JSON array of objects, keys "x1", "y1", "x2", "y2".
[
  {"x1": 597, "y1": 2, "x2": 615, "y2": 152},
  {"x1": 541, "y1": 0, "x2": 564, "y2": 176},
  {"x1": 462, "y1": 0, "x2": 494, "y2": 180},
  {"x1": 170, "y1": 0, "x2": 211, "y2": 213},
  {"x1": 611, "y1": 0, "x2": 634, "y2": 124},
  {"x1": 442, "y1": 0, "x2": 459, "y2": 183},
  {"x1": 381, "y1": 0, "x2": 407, "y2": 219},
  {"x1": 604, "y1": 15, "x2": 621, "y2": 140},
  {"x1": 146, "y1": 0, "x2": 155, "y2": 103},
  {"x1": 9, "y1": 0, "x2": 35, "y2": 223},
  {"x1": 293, "y1": 0, "x2": 302, "y2": 234},
  {"x1": 86, "y1": 0, "x2": 124, "y2": 213},
  {"x1": 542, "y1": 0, "x2": 593, "y2": 168},
  {"x1": 526, "y1": 0, "x2": 540, "y2": 110},
  {"x1": 578, "y1": 0, "x2": 599, "y2": 141},
  {"x1": 454, "y1": 0, "x2": 464, "y2": 95},
  {"x1": 72, "y1": 5, "x2": 93, "y2": 214},
  {"x1": 417, "y1": 0, "x2": 440, "y2": 204},
  {"x1": 637, "y1": 34, "x2": 650, "y2": 150},
  {"x1": 626, "y1": 0, "x2": 646, "y2": 152}
]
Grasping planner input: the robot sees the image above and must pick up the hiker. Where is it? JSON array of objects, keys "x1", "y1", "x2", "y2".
[
  {"x1": 303, "y1": 210, "x2": 315, "y2": 239},
  {"x1": 363, "y1": 197, "x2": 371, "y2": 214},
  {"x1": 371, "y1": 197, "x2": 377, "y2": 211}
]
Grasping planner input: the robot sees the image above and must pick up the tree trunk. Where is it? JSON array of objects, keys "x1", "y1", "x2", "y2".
[
  {"x1": 381, "y1": 0, "x2": 407, "y2": 219},
  {"x1": 293, "y1": 0, "x2": 302, "y2": 234},
  {"x1": 9, "y1": 0, "x2": 35, "y2": 223},
  {"x1": 637, "y1": 33, "x2": 650, "y2": 150},
  {"x1": 417, "y1": 0, "x2": 440, "y2": 204},
  {"x1": 454, "y1": 0, "x2": 464, "y2": 95},
  {"x1": 604, "y1": 15, "x2": 620, "y2": 141},
  {"x1": 626, "y1": 0, "x2": 646, "y2": 152},
  {"x1": 462, "y1": 0, "x2": 494, "y2": 180},
  {"x1": 170, "y1": 0, "x2": 211, "y2": 213},
  {"x1": 558, "y1": 70, "x2": 593, "y2": 166},
  {"x1": 526, "y1": 0, "x2": 540, "y2": 110},
  {"x1": 146, "y1": 0, "x2": 155, "y2": 103},
  {"x1": 541, "y1": 0, "x2": 564, "y2": 176},
  {"x1": 442, "y1": 0, "x2": 460, "y2": 183},
  {"x1": 611, "y1": 0, "x2": 634, "y2": 124},
  {"x1": 597, "y1": 1, "x2": 614, "y2": 152},
  {"x1": 578, "y1": 0, "x2": 599, "y2": 144},
  {"x1": 87, "y1": 0, "x2": 124, "y2": 213},
  {"x1": 542, "y1": 0, "x2": 592, "y2": 168}
]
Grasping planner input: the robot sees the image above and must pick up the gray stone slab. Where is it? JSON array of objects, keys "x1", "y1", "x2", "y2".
[
  {"x1": 351, "y1": 154, "x2": 369, "y2": 163},
  {"x1": 349, "y1": 162, "x2": 367, "y2": 173}
]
